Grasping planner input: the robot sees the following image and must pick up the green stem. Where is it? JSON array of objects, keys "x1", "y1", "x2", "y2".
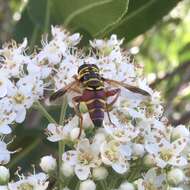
[
  {"x1": 34, "y1": 101, "x2": 57, "y2": 124},
  {"x1": 127, "y1": 160, "x2": 142, "y2": 182},
  {"x1": 100, "y1": 180, "x2": 107, "y2": 190},
  {"x1": 75, "y1": 182, "x2": 80, "y2": 190},
  {"x1": 58, "y1": 96, "x2": 68, "y2": 190},
  {"x1": 8, "y1": 138, "x2": 41, "y2": 168},
  {"x1": 29, "y1": 26, "x2": 39, "y2": 51},
  {"x1": 44, "y1": 0, "x2": 50, "y2": 33}
]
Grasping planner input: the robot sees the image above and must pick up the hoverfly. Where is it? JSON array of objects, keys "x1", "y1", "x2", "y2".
[{"x1": 50, "y1": 64, "x2": 150, "y2": 137}]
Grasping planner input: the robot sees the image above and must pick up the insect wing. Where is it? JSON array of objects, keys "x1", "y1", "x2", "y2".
[
  {"x1": 102, "y1": 78, "x2": 151, "y2": 96},
  {"x1": 50, "y1": 80, "x2": 79, "y2": 101}
]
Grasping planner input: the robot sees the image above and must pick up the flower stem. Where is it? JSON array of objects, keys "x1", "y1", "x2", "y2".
[
  {"x1": 34, "y1": 101, "x2": 57, "y2": 124},
  {"x1": 58, "y1": 96, "x2": 68, "y2": 190},
  {"x1": 44, "y1": 0, "x2": 50, "y2": 33},
  {"x1": 100, "y1": 180, "x2": 107, "y2": 190},
  {"x1": 128, "y1": 159, "x2": 142, "y2": 182}
]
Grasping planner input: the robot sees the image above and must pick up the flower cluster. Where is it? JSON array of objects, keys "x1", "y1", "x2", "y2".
[{"x1": 0, "y1": 26, "x2": 190, "y2": 190}]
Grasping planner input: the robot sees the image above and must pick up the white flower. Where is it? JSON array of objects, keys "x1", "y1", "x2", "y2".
[
  {"x1": 167, "y1": 168, "x2": 185, "y2": 186},
  {"x1": 172, "y1": 125, "x2": 189, "y2": 140},
  {"x1": 0, "y1": 98, "x2": 16, "y2": 134},
  {"x1": 92, "y1": 167, "x2": 108, "y2": 180},
  {"x1": 37, "y1": 41, "x2": 62, "y2": 65},
  {"x1": 27, "y1": 58, "x2": 52, "y2": 79},
  {"x1": 70, "y1": 128, "x2": 80, "y2": 141},
  {"x1": 37, "y1": 26, "x2": 81, "y2": 67},
  {"x1": 0, "y1": 186, "x2": 9, "y2": 190},
  {"x1": 0, "y1": 38, "x2": 30, "y2": 78},
  {"x1": 136, "y1": 168, "x2": 165, "y2": 190},
  {"x1": 145, "y1": 138, "x2": 188, "y2": 168},
  {"x1": 0, "y1": 166, "x2": 10, "y2": 185},
  {"x1": 51, "y1": 26, "x2": 81, "y2": 47},
  {"x1": 91, "y1": 133, "x2": 107, "y2": 155},
  {"x1": 46, "y1": 123, "x2": 68, "y2": 142},
  {"x1": 79, "y1": 179, "x2": 96, "y2": 190},
  {"x1": 101, "y1": 140, "x2": 130, "y2": 174},
  {"x1": 0, "y1": 141, "x2": 11, "y2": 164},
  {"x1": 53, "y1": 54, "x2": 81, "y2": 92},
  {"x1": 0, "y1": 74, "x2": 12, "y2": 98},
  {"x1": 8, "y1": 173, "x2": 49, "y2": 190},
  {"x1": 119, "y1": 181, "x2": 135, "y2": 190},
  {"x1": 104, "y1": 113, "x2": 139, "y2": 143},
  {"x1": 169, "y1": 187, "x2": 184, "y2": 190},
  {"x1": 40, "y1": 155, "x2": 57, "y2": 173},
  {"x1": 62, "y1": 139, "x2": 101, "y2": 180},
  {"x1": 62, "y1": 187, "x2": 70, "y2": 190},
  {"x1": 132, "y1": 143, "x2": 145, "y2": 157},
  {"x1": 46, "y1": 116, "x2": 81, "y2": 142},
  {"x1": 17, "y1": 75, "x2": 44, "y2": 100},
  {"x1": 61, "y1": 163, "x2": 74, "y2": 178},
  {"x1": 90, "y1": 34, "x2": 123, "y2": 54},
  {"x1": 143, "y1": 154, "x2": 156, "y2": 168}
]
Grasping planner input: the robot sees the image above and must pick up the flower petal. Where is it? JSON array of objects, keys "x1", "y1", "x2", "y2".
[
  {"x1": 62, "y1": 151, "x2": 77, "y2": 166},
  {"x1": 74, "y1": 165, "x2": 90, "y2": 180},
  {"x1": 112, "y1": 161, "x2": 129, "y2": 174},
  {"x1": 0, "y1": 125, "x2": 12, "y2": 134},
  {"x1": 172, "y1": 137, "x2": 187, "y2": 154},
  {"x1": 169, "y1": 156, "x2": 187, "y2": 166}
]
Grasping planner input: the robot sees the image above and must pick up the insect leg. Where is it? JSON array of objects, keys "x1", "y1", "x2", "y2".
[
  {"x1": 106, "y1": 88, "x2": 121, "y2": 110},
  {"x1": 105, "y1": 88, "x2": 121, "y2": 127},
  {"x1": 72, "y1": 96, "x2": 83, "y2": 138}
]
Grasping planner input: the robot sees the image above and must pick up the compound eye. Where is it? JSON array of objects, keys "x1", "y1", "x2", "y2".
[{"x1": 83, "y1": 75, "x2": 89, "y2": 81}]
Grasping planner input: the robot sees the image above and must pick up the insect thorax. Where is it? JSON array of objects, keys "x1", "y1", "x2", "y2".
[{"x1": 78, "y1": 64, "x2": 104, "y2": 90}]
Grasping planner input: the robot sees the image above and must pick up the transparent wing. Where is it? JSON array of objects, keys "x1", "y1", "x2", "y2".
[
  {"x1": 102, "y1": 78, "x2": 151, "y2": 96},
  {"x1": 50, "y1": 80, "x2": 79, "y2": 101}
]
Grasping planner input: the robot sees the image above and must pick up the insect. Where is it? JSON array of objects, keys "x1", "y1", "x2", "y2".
[{"x1": 50, "y1": 64, "x2": 150, "y2": 137}]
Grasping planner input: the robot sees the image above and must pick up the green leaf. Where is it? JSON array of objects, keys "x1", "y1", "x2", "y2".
[
  {"x1": 13, "y1": 0, "x2": 181, "y2": 45},
  {"x1": 13, "y1": 9, "x2": 35, "y2": 42},
  {"x1": 27, "y1": 0, "x2": 47, "y2": 28},
  {"x1": 51, "y1": 0, "x2": 129, "y2": 37},
  {"x1": 13, "y1": 0, "x2": 129, "y2": 43},
  {"x1": 108, "y1": 0, "x2": 181, "y2": 41}
]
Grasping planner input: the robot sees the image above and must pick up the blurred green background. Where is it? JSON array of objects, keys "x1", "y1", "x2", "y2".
[{"x1": 1, "y1": 0, "x2": 190, "y2": 177}]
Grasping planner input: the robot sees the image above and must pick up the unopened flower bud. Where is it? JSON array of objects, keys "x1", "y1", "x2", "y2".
[
  {"x1": 70, "y1": 128, "x2": 80, "y2": 140},
  {"x1": 62, "y1": 187, "x2": 70, "y2": 190},
  {"x1": 132, "y1": 144, "x2": 145, "y2": 157},
  {"x1": 119, "y1": 181, "x2": 135, "y2": 190},
  {"x1": 79, "y1": 180, "x2": 96, "y2": 190},
  {"x1": 93, "y1": 133, "x2": 106, "y2": 144},
  {"x1": 171, "y1": 125, "x2": 189, "y2": 140},
  {"x1": 169, "y1": 187, "x2": 183, "y2": 190},
  {"x1": 61, "y1": 163, "x2": 74, "y2": 177},
  {"x1": 0, "y1": 166, "x2": 10, "y2": 185},
  {"x1": 167, "y1": 168, "x2": 184, "y2": 186},
  {"x1": 0, "y1": 186, "x2": 9, "y2": 190},
  {"x1": 40, "y1": 155, "x2": 57, "y2": 173},
  {"x1": 143, "y1": 154, "x2": 156, "y2": 168},
  {"x1": 83, "y1": 113, "x2": 94, "y2": 128},
  {"x1": 92, "y1": 167, "x2": 108, "y2": 180}
]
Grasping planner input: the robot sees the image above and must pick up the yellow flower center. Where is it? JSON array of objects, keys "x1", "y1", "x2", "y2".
[
  {"x1": 105, "y1": 149, "x2": 118, "y2": 162},
  {"x1": 160, "y1": 149, "x2": 173, "y2": 161},
  {"x1": 144, "y1": 182, "x2": 158, "y2": 190},
  {"x1": 79, "y1": 152, "x2": 93, "y2": 165},
  {"x1": 114, "y1": 130, "x2": 125, "y2": 138},
  {"x1": 18, "y1": 183, "x2": 33, "y2": 190},
  {"x1": 13, "y1": 93, "x2": 25, "y2": 104}
]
